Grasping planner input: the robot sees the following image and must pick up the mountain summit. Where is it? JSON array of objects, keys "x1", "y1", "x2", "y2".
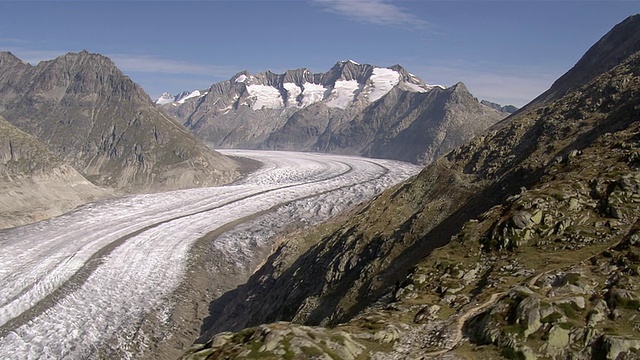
[
  {"x1": 0, "y1": 51, "x2": 241, "y2": 193},
  {"x1": 160, "y1": 61, "x2": 507, "y2": 164}
]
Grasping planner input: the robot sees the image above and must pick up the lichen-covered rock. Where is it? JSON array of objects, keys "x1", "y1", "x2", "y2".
[
  {"x1": 515, "y1": 296, "x2": 542, "y2": 338},
  {"x1": 541, "y1": 325, "x2": 570, "y2": 357},
  {"x1": 588, "y1": 299, "x2": 610, "y2": 327},
  {"x1": 600, "y1": 335, "x2": 640, "y2": 360}
]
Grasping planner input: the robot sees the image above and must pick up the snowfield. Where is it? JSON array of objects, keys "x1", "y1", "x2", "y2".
[{"x1": 0, "y1": 150, "x2": 420, "y2": 359}]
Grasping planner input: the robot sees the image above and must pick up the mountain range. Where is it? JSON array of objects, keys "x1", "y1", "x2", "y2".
[
  {"x1": 182, "y1": 14, "x2": 640, "y2": 360},
  {"x1": 158, "y1": 61, "x2": 511, "y2": 164},
  {"x1": 0, "y1": 48, "x2": 516, "y2": 228},
  {"x1": 0, "y1": 51, "x2": 243, "y2": 228}
]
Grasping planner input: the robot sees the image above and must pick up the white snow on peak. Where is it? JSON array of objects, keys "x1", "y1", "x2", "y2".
[
  {"x1": 246, "y1": 84, "x2": 284, "y2": 109},
  {"x1": 176, "y1": 90, "x2": 202, "y2": 104},
  {"x1": 155, "y1": 92, "x2": 174, "y2": 105},
  {"x1": 401, "y1": 82, "x2": 429, "y2": 93},
  {"x1": 283, "y1": 82, "x2": 302, "y2": 107},
  {"x1": 300, "y1": 83, "x2": 327, "y2": 107},
  {"x1": 365, "y1": 68, "x2": 400, "y2": 103},
  {"x1": 326, "y1": 80, "x2": 360, "y2": 109},
  {"x1": 235, "y1": 74, "x2": 248, "y2": 83},
  {"x1": 347, "y1": 59, "x2": 359, "y2": 65}
]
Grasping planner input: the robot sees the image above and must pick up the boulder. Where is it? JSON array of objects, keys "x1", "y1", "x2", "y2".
[
  {"x1": 541, "y1": 324, "x2": 570, "y2": 357},
  {"x1": 515, "y1": 296, "x2": 542, "y2": 338},
  {"x1": 600, "y1": 335, "x2": 640, "y2": 360}
]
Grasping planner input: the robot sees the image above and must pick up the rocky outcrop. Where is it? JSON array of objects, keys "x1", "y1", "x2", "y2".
[
  {"x1": 0, "y1": 51, "x2": 241, "y2": 193},
  {"x1": 0, "y1": 115, "x2": 108, "y2": 228},
  {"x1": 481, "y1": 99, "x2": 519, "y2": 113},
  {"x1": 182, "y1": 322, "x2": 366, "y2": 360},
  {"x1": 186, "y1": 15, "x2": 640, "y2": 360},
  {"x1": 161, "y1": 61, "x2": 507, "y2": 164}
]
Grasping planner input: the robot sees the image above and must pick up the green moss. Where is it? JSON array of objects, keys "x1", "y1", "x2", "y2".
[
  {"x1": 613, "y1": 296, "x2": 640, "y2": 310},
  {"x1": 557, "y1": 302, "x2": 581, "y2": 320},
  {"x1": 233, "y1": 328, "x2": 256, "y2": 343},
  {"x1": 563, "y1": 273, "x2": 581, "y2": 286},
  {"x1": 329, "y1": 334, "x2": 346, "y2": 345},
  {"x1": 558, "y1": 321, "x2": 576, "y2": 330},
  {"x1": 282, "y1": 338, "x2": 295, "y2": 360},
  {"x1": 541, "y1": 312, "x2": 563, "y2": 324},
  {"x1": 503, "y1": 323, "x2": 527, "y2": 337},
  {"x1": 501, "y1": 347, "x2": 526, "y2": 360},
  {"x1": 362, "y1": 321, "x2": 384, "y2": 331},
  {"x1": 300, "y1": 346, "x2": 324, "y2": 356}
]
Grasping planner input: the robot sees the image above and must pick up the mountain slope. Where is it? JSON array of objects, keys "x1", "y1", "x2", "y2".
[
  {"x1": 161, "y1": 62, "x2": 507, "y2": 164},
  {"x1": 184, "y1": 14, "x2": 640, "y2": 360},
  {"x1": 0, "y1": 51, "x2": 241, "y2": 192},
  {"x1": 532, "y1": 14, "x2": 640, "y2": 106},
  {"x1": 0, "y1": 115, "x2": 108, "y2": 229}
]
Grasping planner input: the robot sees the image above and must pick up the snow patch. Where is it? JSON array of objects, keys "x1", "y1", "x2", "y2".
[
  {"x1": 325, "y1": 80, "x2": 359, "y2": 109},
  {"x1": 155, "y1": 92, "x2": 174, "y2": 105},
  {"x1": 402, "y1": 82, "x2": 429, "y2": 93},
  {"x1": 176, "y1": 90, "x2": 201, "y2": 104},
  {"x1": 300, "y1": 83, "x2": 327, "y2": 107},
  {"x1": 246, "y1": 84, "x2": 284, "y2": 109},
  {"x1": 235, "y1": 74, "x2": 247, "y2": 83},
  {"x1": 283, "y1": 82, "x2": 302, "y2": 107},
  {"x1": 365, "y1": 68, "x2": 400, "y2": 103}
]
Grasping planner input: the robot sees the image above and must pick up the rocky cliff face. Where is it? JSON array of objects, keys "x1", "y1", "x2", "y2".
[
  {"x1": 161, "y1": 61, "x2": 507, "y2": 164},
  {"x1": 0, "y1": 115, "x2": 108, "y2": 229},
  {"x1": 184, "y1": 15, "x2": 640, "y2": 360},
  {"x1": 0, "y1": 51, "x2": 241, "y2": 193}
]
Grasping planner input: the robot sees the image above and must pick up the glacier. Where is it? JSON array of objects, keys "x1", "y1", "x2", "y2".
[{"x1": 0, "y1": 150, "x2": 420, "y2": 359}]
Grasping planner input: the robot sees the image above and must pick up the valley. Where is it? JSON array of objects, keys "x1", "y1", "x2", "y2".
[{"x1": 0, "y1": 150, "x2": 420, "y2": 359}]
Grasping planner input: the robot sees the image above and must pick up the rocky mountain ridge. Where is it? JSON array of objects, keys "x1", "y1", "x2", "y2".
[
  {"x1": 0, "y1": 50, "x2": 241, "y2": 193},
  {"x1": 480, "y1": 100, "x2": 519, "y2": 114},
  {"x1": 182, "y1": 14, "x2": 640, "y2": 360},
  {"x1": 160, "y1": 61, "x2": 508, "y2": 164}
]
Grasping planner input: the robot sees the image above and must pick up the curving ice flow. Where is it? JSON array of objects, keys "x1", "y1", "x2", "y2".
[{"x1": 0, "y1": 150, "x2": 421, "y2": 359}]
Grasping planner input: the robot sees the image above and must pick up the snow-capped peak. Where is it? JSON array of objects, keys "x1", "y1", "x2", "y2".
[
  {"x1": 156, "y1": 90, "x2": 206, "y2": 105},
  {"x1": 176, "y1": 90, "x2": 202, "y2": 104},
  {"x1": 155, "y1": 92, "x2": 175, "y2": 105}
]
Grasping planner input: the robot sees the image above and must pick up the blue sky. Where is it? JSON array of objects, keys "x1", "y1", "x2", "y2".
[{"x1": 0, "y1": 1, "x2": 638, "y2": 107}]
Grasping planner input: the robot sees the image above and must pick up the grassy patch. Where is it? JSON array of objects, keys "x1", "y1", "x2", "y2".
[
  {"x1": 557, "y1": 302, "x2": 582, "y2": 320},
  {"x1": 501, "y1": 347, "x2": 526, "y2": 360}
]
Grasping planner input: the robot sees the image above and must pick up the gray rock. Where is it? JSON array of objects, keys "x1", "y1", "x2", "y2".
[
  {"x1": 515, "y1": 296, "x2": 542, "y2": 338},
  {"x1": 512, "y1": 211, "x2": 533, "y2": 229},
  {"x1": 600, "y1": 335, "x2": 640, "y2": 360},
  {"x1": 373, "y1": 325, "x2": 402, "y2": 343},
  {"x1": 588, "y1": 299, "x2": 609, "y2": 327},
  {"x1": 541, "y1": 324, "x2": 570, "y2": 357}
]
